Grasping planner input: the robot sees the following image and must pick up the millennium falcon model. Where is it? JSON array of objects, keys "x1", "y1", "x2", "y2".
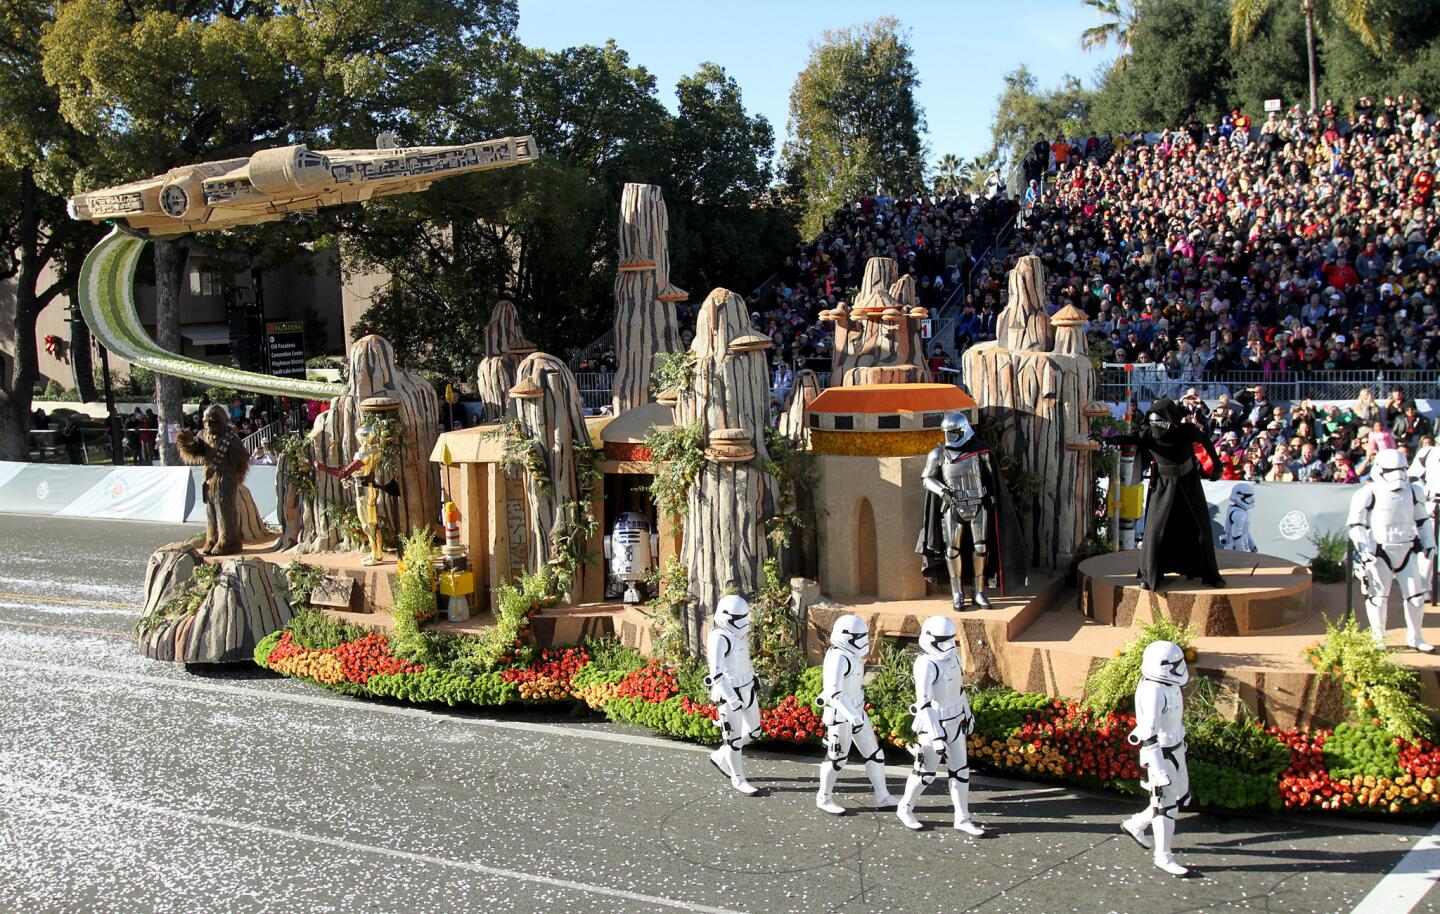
[{"x1": 68, "y1": 134, "x2": 538, "y2": 234}]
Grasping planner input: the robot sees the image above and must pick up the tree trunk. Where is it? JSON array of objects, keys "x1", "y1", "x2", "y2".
[
  {"x1": 1304, "y1": 5, "x2": 1318, "y2": 113},
  {"x1": 611, "y1": 184, "x2": 683, "y2": 414},
  {"x1": 153, "y1": 239, "x2": 187, "y2": 465},
  {"x1": 0, "y1": 169, "x2": 42, "y2": 463},
  {"x1": 70, "y1": 314, "x2": 99, "y2": 402}
]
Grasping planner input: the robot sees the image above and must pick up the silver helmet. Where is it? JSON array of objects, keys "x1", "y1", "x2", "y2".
[
  {"x1": 918, "y1": 615, "x2": 959, "y2": 661},
  {"x1": 715, "y1": 594, "x2": 751, "y2": 635},
  {"x1": 1140, "y1": 640, "x2": 1189, "y2": 687},
  {"x1": 941, "y1": 411, "x2": 975, "y2": 450},
  {"x1": 830, "y1": 613, "x2": 870, "y2": 657}
]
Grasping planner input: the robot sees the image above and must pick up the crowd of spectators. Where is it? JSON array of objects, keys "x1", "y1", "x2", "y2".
[
  {"x1": 1164, "y1": 383, "x2": 1433, "y2": 483},
  {"x1": 1013, "y1": 95, "x2": 1440, "y2": 380}
]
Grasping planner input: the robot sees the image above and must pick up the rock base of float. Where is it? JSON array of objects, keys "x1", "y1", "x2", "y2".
[{"x1": 138, "y1": 544, "x2": 295, "y2": 663}]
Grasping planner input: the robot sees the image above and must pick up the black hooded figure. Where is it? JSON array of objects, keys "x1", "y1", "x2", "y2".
[{"x1": 1116, "y1": 396, "x2": 1225, "y2": 590}]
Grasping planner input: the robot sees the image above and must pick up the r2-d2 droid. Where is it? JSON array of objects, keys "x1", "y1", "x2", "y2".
[{"x1": 605, "y1": 511, "x2": 658, "y2": 604}]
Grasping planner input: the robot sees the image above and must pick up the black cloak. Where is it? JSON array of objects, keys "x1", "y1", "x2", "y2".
[
  {"x1": 915, "y1": 442, "x2": 1030, "y2": 597},
  {"x1": 1119, "y1": 397, "x2": 1224, "y2": 589}
]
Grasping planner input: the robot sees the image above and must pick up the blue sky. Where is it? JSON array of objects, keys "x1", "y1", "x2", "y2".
[{"x1": 516, "y1": 0, "x2": 1119, "y2": 172}]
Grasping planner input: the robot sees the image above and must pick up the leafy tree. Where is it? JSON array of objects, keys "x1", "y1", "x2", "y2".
[
  {"x1": 0, "y1": 1, "x2": 102, "y2": 461},
  {"x1": 1089, "y1": 0, "x2": 1232, "y2": 133},
  {"x1": 989, "y1": 66, "x2": 1092, "y2": 174},
  {"x1": 1081, "y1": 0, "x2": 1146, "y2": 67},
  {"x1": 933, "y1": 153, "x2": 963, "y2": 194},
  {"x1": 1231, "y1": 0, "x2": 1395, "y2": 112},
  {"x1": 42, "y1": 0, "x2": 518, "y2": 461},
  {"x1": 782, "y1": 18, "x2": 927, "y2": 235}
]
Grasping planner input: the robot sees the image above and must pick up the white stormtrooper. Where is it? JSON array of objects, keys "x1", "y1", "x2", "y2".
[
  {"x1": 1348, "y1": 448, "x2": 1435, "y2": 652},
  {"x1": 920, "y1": 411, "x2": 997, "y2": 609},
  {"x1": 896, "y1": 616, "x2": 985, "y2": 835},
  {"x1": 604, "y1": 511, "x2": 658, "y2": 603},
  {"x1": 1218, "y1": 482, "x2": 1257, "y2": 552},
  {"x1": 815, "y1": 614, "x2": 897, "y2": 815},
  {"x1": 705, "y1": 595, "x2": 762, "y2": 796},
  {"x1": 1121, "y1": 640, "x2": 1192, "y2": 878}
]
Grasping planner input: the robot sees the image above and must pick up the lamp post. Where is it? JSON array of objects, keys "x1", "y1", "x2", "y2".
[{"x1": 67, "y1": 304, "x2": 122, "y2": 464}]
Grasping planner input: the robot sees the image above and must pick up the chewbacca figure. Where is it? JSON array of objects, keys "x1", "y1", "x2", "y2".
[{"x1": 177, "y1": 404, "x2": 251, "y2": 555}]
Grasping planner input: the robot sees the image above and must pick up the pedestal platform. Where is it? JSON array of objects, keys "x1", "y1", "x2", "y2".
[{"x1": 1079, "y1": 550, "x2": 1312, "y2": 636}]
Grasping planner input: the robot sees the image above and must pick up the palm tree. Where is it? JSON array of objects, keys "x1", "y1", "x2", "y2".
[
  {"x1": 1079, "y1": 0, "x2": 1143, "y2": 67},
  {"x1": 933, "y1": 153, "x2": 963, "y2": 194},
  {"x1": 1230, "y1": 0, "x2": 1391, "y2": 114}
]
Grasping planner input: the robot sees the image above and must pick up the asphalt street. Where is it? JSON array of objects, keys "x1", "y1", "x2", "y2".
[{"x1": 0, "y1": 513, "x2": 1436, "y2": 914}]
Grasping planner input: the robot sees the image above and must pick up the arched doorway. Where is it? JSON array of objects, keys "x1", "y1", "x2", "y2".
[{"x1": 854, "y1": 497, "x2": 878, "y2": 596}]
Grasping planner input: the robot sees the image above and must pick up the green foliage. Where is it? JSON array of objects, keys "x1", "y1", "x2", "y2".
[
  {"x1": 136, "y1": 563, "x2": 219, "y2": 634},
  {"x1": 649, "y1": 350, "x2": 696, "y2": 399},
  {"x1": 1189, "y1": 757, "x2": 1285, "y2": 810},
  {"x1": 645, "y1": 422, "x2": 706, "y2": 520},
  {"x1": 762, "y1": 427, "x2": 817, "y2": 550},
  {"x1": 793, "y1": 664, "x2": 824, "y2": 710},
  {"x1": 276, "y1": 436, "x2": 318, "y2": 501},
  {"x1": 600, "y1": 696, "x2": 722, "y2": 744},
  {"x1": 646, "y1": 555, "x2": 691, "y2": 663},
  {"x1": 366, "y1": 668, "x2": 518, "y2": 707},
  {"x1": 548, "y1": 443, "x2": 602, "y2": 596},
  {"x1": 322, "y1": 503, "x2": 367, "y2": 551},
  {"x1": 1082, "y1": 618, "x2": 1196, "y2": 715},
  {"x1": 368, "y1": 414, "x2": 406, "y2": 481},
  {"x1": 862, "y1": 639, "x2": 919, "y2": 745},
  {"x1": 1306, "y1": 618, "x2": 1435, "y2": 740},
  {"x1": 1323, "y1": 722, "x2": 1404, "y2": 781},
  {"x1": 282, "y1": 561, "x2": 326, "y2": 612},
  {"x1": 283, "y1": 608, "x2": 368, "y2": 652},
  {"x1": 456, "y1": 569, "x2": 553, "y2": 674},
  {"x1": 489, "y1": 417, "x2": 549, "y2": 492},
  {"x1": 782, "y1": 18, "x2": 926, "y2": 234},
  {"x1": 1308, "y1": 528, "x2": 1350, "y2": 585},
  {"x1": 388, "y1": 528, "x2": 441, "y2": 663},
  {"x1": 989, "y1": 65, "x2": 1092, "y2": 173},
  {"x1": 751, "y1": 558, "x2": 804, "y2": 696},
  {"x1": 971, "y1": 687, "x2": 1057, "y2": 737},
  {"x1": 253, "y1": 630, "x2": 282, "y2": 669}
]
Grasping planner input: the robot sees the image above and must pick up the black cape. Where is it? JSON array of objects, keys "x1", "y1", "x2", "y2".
[
  {"x1": 1120, "y1": 397, "x2": 1223, "y2": 588},
  {"x1": 915, "y1": 444, "x2": 1030, "y2": 597}
]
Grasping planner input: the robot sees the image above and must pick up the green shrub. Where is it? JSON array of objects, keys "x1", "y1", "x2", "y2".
[
  {"x1": 253, "y1": 630, "x2": 283, "y2": 668},
  {"x1": 286, "y1": 608, "x2": 367, "y2": 651},
  {"x1": 366, "y1": 668, "x2": 517, "y2": 706},
  {"x1": 1082, "y1": 618, "x2": 1196, "y2": 715},
  {"x1": 1306, "y1": 617, "x2": 1435, "y2": 740},
  {"x1": 972, "y1": 687, "x2": 1056, "y2": 737},
  {"x1": 601, "y1": 696, "x2": 722, "y2": 744},
  {"x1": 1308, "y1": 528, "x2": 1349, "y2": 584},
  {"x1": 1323, "y1": 722, "x2": 1403, "y2": 780}
]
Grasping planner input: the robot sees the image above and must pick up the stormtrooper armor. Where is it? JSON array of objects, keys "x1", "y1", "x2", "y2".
[
  {"x1": 1121, "y1": 640, "x2": 1192, "y2": 877},
  {"x1": 815, "y1": 614, "x2": 896, "y2": 814},
  {"x1": 896, "y1": 616, "x2": 985, "y2": 835},
  {"x1": 706, "y1": 595, "x2": 762, "y2": 795},
  {"x1": 604, "y1": 511, "x2": 658, "y2": 603},
  {"x1": 1348, "y1": 449, "x2": 1435, "y2": 652},
  {"x1": 1414, "y1": 446, "x2": 1440, "y2": 603},
  {"x1": 922, "y1": 411, "x2": 995, "y2": 609},
  {"x1": 1219, "y1": 482, "x2": 1257, "y2": 553}
]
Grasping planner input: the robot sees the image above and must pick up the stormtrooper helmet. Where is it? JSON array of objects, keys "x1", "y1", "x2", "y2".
[
  {"x1": 1230, "y1": 481, "x2": 1256, "y2": 509},
  {"x1": 830, "y1": 614, "x2": 870, "y2": 657},
  {"x1": 942, "y1": 411, "x2": 975, "y2": 450},
  {"x1": 918, "y1": 615, "x2": 959, "y2": 661},
  {"x1": 1140, "y1": 640, "x2": 1190, "y2": 687},
  {"x1": 715, "y1": 595, "x2": 751, "y2": 635},
  {"x1": 1376, "y1": 448, "x2": 1408, "y2": 492}
]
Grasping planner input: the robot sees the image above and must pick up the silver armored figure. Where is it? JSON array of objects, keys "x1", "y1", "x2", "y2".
[
  {"x1": 1218, "y1": 482, "x2": 1257, "y2": 553},
  {"x1": 921, "y1": 411, "x2": 996, "y2": 609}
]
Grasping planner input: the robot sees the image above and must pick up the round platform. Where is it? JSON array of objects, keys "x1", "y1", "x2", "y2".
[{"x1": 1078, "y1": 550, "x2": 1313, "y2": 636}]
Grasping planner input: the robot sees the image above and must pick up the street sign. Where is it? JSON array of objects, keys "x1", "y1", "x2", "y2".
[
  {"x1": 1264, "y1": 98, "x2": 1282, "y2": 112},
  {"x1": 265, "y1": 321, "x2": 306, "y2": 379}
]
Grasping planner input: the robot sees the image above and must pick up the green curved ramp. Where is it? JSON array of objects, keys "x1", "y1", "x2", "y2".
[{"x1": 77, "y1": 227, "x2": 346, "y2": 400}]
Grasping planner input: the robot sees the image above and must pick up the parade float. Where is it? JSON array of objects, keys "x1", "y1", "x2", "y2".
[{"x1": 71, "y1": 157, "x2": 1440, "y2": 819}]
